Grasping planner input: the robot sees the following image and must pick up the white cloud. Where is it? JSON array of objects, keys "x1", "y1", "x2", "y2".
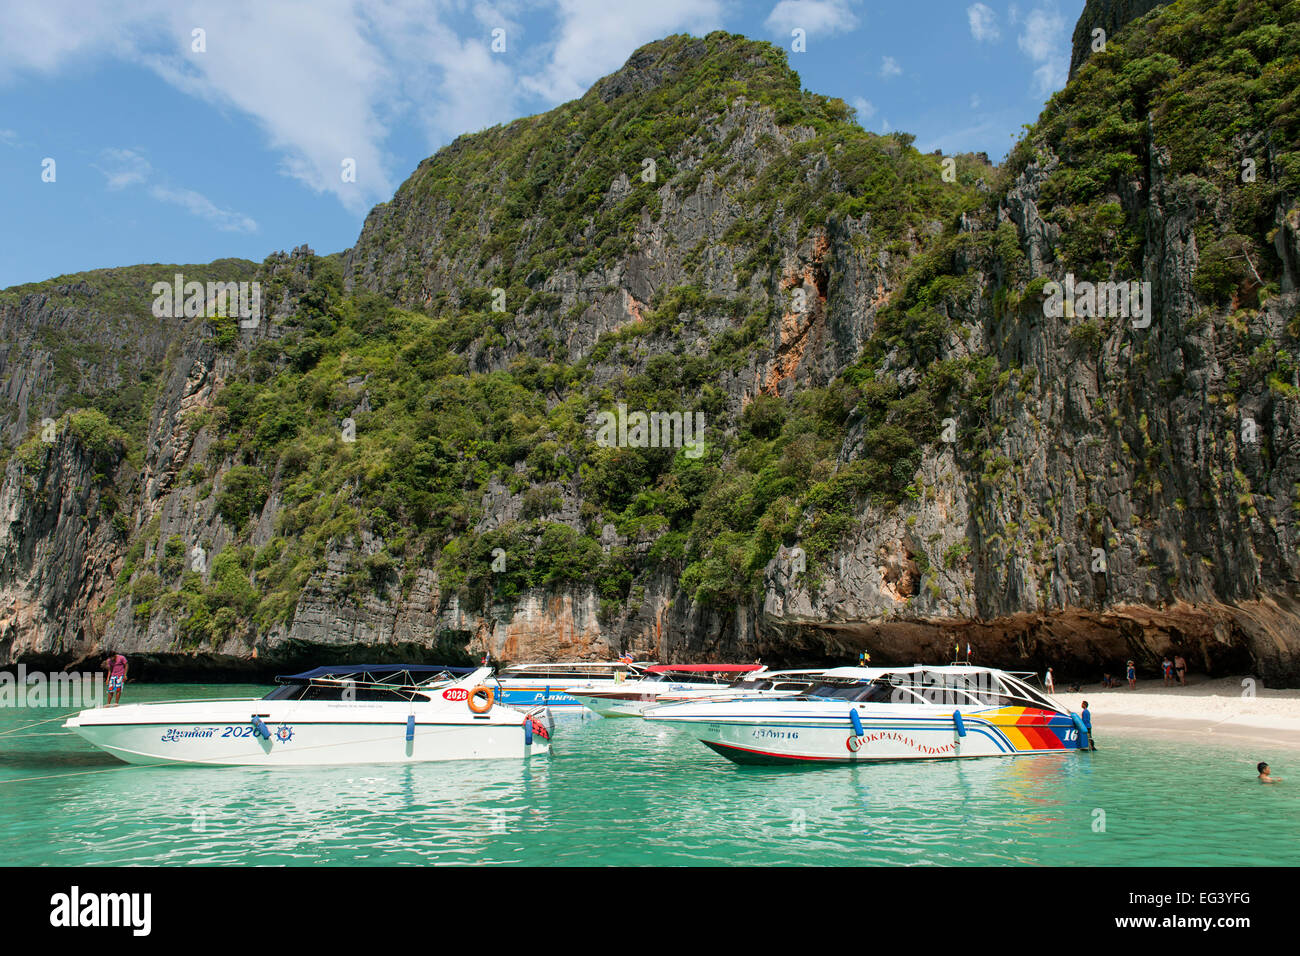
[
  {"x1": 967, "y1": 3, "x2": 1000, "y2": 42},
  {"x1": 0, "y1": 0, "x2": 549, "y2": 214},
  {"x1": 0, "y1": 1, "x2": 400, "y2": 212},
  {"x1": 852, "y1": 96, "x2": 876, "y2": 121},
  {"x1": 149, "y1": 185, "x2": 259, "y2": 233},
  {"x1": 351, "y1": 2, "x2": 521, "y2": 154},
  {"x1": 521, "y1": 0, "x2": 727, "y2": 103},
  {"x1": 880, "y1": 55, "x2": 901, "y2": 78},
  {"x1": 1018, "y1": 6, "x2": 1062, "y2": 60},
  {"x1": 1017, "y1": 5, "x2": 1068, "y2": 95},
  {"x1": 970, "y1": 93, "x2": 981, "y2": 110},
  {"x1": 95, "y1": 147, "x2": 152, "y2": 190},
  {"x1": 764, "y1": 0, "x2": 859, "y2": 37},
  {"x1": 0, "y1": 3, "x2": 135, "y2": 78},
  {"x1": 89, "y1": 143, "x2": 259, "y2": 231},
  {"x1": 139, "y1": 1, "x2": 397, "y2": 214}
]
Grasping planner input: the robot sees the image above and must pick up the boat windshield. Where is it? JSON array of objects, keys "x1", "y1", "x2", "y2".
[
  {"x1": 499, "y1": 665, "x2": 632, "y2": 681},
  {"x1": 263, "y1": 682, "x2": 433, "y2": 702},
  {"x1": 803, "y1": 680, "x2": 893, "y2": 702},
  {"x1": 804, "y1": 671, "x2": 1061, "y2": 708},
  {"x1": 643, "y1": 672, "x2": 734, "y2": 685}
]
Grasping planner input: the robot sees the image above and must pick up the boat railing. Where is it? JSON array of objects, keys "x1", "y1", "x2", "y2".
[
  {"x1": 118, "y1": 696, "x2": 264, "y2": 706},
  {"x1": 297, "y1": 675, "x2": 466, "y2": 692}
]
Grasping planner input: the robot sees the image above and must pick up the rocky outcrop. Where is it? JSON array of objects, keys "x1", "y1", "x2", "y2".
[
  {"x1": 1069, "y1": 0, "x2": 1170, "y2": 78},
  {"x1": 0, "y1": 430, "x2": 121, "y2": 664},
  {"x1": 346, "y1": 95, "x2": 912, "y2": 404}
]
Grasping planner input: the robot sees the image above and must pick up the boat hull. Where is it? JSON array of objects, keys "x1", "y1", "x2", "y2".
[
  {"x1": 568, "y1": 692, "x2": 658, "y2": 718},
  {"x1": 649, "y1": 705, "x2": 1087, "y2": 764},
  {"x1": 65, "y1": 700, "x2": 548, "y2": 766},
  {"x1": 496, "y1": 684, "x2": 604, "y2": 714},
  {"x1": 570, "y1": 680, "x2": 739, "y2": 718}
]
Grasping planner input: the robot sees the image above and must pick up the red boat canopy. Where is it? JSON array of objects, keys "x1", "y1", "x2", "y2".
[{"x1": 644, "y1": 664, "x2": 763, "y2": 674}]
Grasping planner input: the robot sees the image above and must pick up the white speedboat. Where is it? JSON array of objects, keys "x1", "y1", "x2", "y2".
[
  {"x1": 569, "y1": 664, "x2": 764, "y2": 718},
  {"x1": 495, "y1": 660, "x2": 654, "y2": 715},
  {"x1": 640, "y1": 669, "x2": 826, "y2": 709},
  {"x1": 644, "y1": 665, "x2": 1090, "y2": 764},
  {"x1": 63, "y1": 665, "x2": 551, "y2": 766}
]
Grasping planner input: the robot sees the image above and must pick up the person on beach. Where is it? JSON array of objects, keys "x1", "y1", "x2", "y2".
[
  {"x1": 1174, "y1": 654, "x2": 1187, "y2": 686},
  {"x1": 1080, "y1": 701, "x2": 1095, "y2": 750},
  {"x1": 103, "y1": 651, "x2": 128, "y2": 706},
  {"x1": 1162, "y1": 656, "x2": 1173, "y2": 686},
  {"x1": 1258, "y1": 762, "x2": 1282, "y2": 784},
  {"x1": 1045, "y1": 667, "x2": 1055, "y2": 693},
  {"x1": 1126, "y1": 660, "x2": 1136, "y2": 689}
]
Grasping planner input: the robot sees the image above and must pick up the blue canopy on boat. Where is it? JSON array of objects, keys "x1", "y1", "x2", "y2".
[{"x1": 276, "y1": 664, "x2": 478, "y2": 683}]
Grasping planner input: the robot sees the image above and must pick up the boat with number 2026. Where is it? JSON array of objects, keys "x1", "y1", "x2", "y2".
[{"x1": 64, "y1": 665, "x2": 551, "y2": 766}]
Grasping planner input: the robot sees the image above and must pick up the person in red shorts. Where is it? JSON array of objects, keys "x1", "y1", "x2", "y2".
[{"x1": 103, "y1": 651, "x2": 128, "y2": 706}]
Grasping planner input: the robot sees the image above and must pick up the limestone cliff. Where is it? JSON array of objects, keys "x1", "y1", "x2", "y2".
[
  {"x1": 2, "y1": 4, "x2": 1299, "y2": 685},
  {"x1": 1069, "y1": 0, "x2": 1170, "y2": 78}
]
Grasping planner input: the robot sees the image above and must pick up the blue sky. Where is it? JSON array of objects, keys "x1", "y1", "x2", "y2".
[{"x1": 0, "y1": 0, "x2": 1085, "y2": 289}]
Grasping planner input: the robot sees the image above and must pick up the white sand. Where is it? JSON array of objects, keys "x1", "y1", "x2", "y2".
[{"x1": 1053, "y1": 676, "x2": 1300, "y2": 749}]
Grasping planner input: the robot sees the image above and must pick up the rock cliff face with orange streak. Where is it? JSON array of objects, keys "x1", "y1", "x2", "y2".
[{"x1": 761, "y1": 236, "x2": 831, "y2": 394}]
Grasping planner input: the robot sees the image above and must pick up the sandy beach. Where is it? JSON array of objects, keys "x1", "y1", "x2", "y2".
[{"x1": 1054, "y1": 676, "x2": 1300, "y2": 749}]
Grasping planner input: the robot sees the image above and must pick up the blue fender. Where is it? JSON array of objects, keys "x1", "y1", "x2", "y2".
[
  {"x1": 406, "y1": 715, "x2": 416, "y2": 742},
  {"x1": 524, "y1": 718, "x2": 534, "y2": 746},
  {"x1": 251, "y1": 716, "x2": 271, "y2": 739},
  {"x1": 953, "y1": 711, "x2": 967, "y2": 738},
  {"x1": 1070, "y1": 712, "x2": 1088, "y2": 743},
  {"x1": 849, "y1": 708, "x2": 864, "y2": 736}
]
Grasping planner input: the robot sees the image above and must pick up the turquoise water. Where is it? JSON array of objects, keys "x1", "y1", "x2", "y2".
[{"x1": 2, "y1": 683, "x2": 1297, "y2": 866}]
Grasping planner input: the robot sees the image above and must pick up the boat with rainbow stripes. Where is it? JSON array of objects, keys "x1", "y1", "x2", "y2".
[{"x1": 643, "y1": 664, "x2": 1090, "y2": 764}]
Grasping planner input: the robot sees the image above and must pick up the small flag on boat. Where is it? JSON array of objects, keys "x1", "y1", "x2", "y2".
[
  {"x1": 618, "y1": 653, "x2": 633, "y2": 664},
  {"x1": 481, "y1": 652, "x2": 489, "y2": 665},
  {"x1": 967, "y1": 642, "x2": 972, "y2": 659}
]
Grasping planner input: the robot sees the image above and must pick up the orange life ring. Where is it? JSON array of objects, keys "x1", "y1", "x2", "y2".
[{"x1": 468, "y1": 685, "x2": 494, "y2": 714}]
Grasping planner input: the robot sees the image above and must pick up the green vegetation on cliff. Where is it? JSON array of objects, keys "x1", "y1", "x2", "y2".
[
  {"x1": 0, "y1": 258, "x2": 258, "y2": 465},
  {"x1": 1025, "y1": 0, "x2": 1298, "y2": 290},
  {"x1": 14, "y1": 5, "x2": 1298, "y2": 654}
]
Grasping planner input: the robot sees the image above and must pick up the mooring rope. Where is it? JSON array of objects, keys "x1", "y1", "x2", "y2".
[
  {"x1": 0, "y1": 763, "x2": 143, "y2": 786},
  {"x1": 0, "y1": 713, "x2": 77, "y2": 736}
]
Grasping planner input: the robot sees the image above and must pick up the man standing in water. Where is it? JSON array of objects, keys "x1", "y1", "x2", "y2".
[
  {"x1": 1258, "y1": 762, "x2": 1282, "y2": 783},
  {"x1": 1080, "y1": 700, "x2": 1095, "y2": 750},
  {"x1": 103, "y1": 651, "x2": 128, "y2": 706}
]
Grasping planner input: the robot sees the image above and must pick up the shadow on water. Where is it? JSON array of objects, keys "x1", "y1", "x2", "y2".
[{"x1": 0, "y1": 749, "x2": 121, "y2": 771}]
